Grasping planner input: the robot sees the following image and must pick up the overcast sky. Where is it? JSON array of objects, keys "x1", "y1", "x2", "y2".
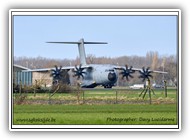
[{"x1": 13, "y1": 15, "x2": 177, "y2": 59}]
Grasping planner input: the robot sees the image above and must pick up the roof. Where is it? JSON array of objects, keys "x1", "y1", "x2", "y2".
[{"x1": 13, "y1": 64, "x2": 30, "y2": 71}]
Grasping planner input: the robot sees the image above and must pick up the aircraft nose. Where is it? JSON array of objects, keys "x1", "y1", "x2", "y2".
[{"x1": 108, "y1": 72, "x2": 117, "y2": 81}]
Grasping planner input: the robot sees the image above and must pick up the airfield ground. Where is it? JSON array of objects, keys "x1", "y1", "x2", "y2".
[{"x1": 12, "y1": 88, "x2": 178, "y2": 125}]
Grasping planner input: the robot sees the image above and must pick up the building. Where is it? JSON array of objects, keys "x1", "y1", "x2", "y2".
[
  {"x1": 13, "y1": 64, "x2": 53, "y2": 87},
  {"x1": 13, "y1": 64, "x2": 32, "y2": 86},
  {"x1": 32, "y1": 71, "x2": 52, "y2": 87}
]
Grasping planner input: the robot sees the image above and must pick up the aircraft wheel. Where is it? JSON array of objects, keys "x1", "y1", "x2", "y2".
[{"x1": 104, "y1": 85, "x2": 112, "y2": 88}]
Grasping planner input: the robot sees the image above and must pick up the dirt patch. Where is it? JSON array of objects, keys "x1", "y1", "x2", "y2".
[{"x1": 14, "y1": 98, "x2": 176, "y2": 105}]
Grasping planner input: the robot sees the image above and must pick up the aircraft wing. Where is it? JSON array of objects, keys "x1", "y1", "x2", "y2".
[
  {"x1": 21, "y1": 65, "x2": 91, "y2": 72},
  {"x1": 114, "y1": 66, "x2": 168, "y2": 74}
]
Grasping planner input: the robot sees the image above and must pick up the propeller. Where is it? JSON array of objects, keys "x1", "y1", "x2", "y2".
[
  {"x1": 138, "y1": 67, "x2": 153, "y2": 82},
  {"x1": 72, "y1": 64, "x2": 86, "y2": 79},
  {"x1": 50, "y1": 65, "x2": 63, "y2": 81},
  {"x1": 119, "y1": 65, "x2": 135, "y2": 81}
]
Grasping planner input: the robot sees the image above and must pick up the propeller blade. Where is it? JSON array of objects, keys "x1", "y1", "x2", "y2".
[
  {"x1": 129, "y1": 74, "x2": 134, "y2": 78},
  {"x1": 119, "y1": 65, "x2": 135, "y2": 81},
  {"x1": 138, "y1": 67, "x2": 153, "y2": 82},
  {"x1": 126, "y1": 76, "x2": 129, "y2": 81},
  {"x1": 50, "y1": 65, "x2": 63, "y2": 84},
  {"x1": 59, "y1": 66, "x2": 62, "y2": 71},
  {"x1": 142, "y1": 67, "x2": 146, "y2": 73},
  {"x1": 72, "y1": 64, "x2": 86, "y2": 79},
  {"x1": 55, "y1": 65, "x2": 58, "y2": 71}
]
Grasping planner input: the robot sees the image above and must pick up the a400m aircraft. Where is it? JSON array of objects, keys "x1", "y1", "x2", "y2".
[{"x1": 24, "y1": 38, "x2": 167, "y2": 88}]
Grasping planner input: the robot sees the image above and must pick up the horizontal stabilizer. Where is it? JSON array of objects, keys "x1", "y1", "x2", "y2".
[
  {"x1": 84, "y1": 42, "x2": 107, "y2": 44},
  {"x1": 47, "y1": 42, "x2": 107, "y2": 44},
  {"x1": 47, "y1": 42, "x2": 80, "y2": 44},
  {"x1": 47, "y1": 38, "x2": 107, "y2": 65}
]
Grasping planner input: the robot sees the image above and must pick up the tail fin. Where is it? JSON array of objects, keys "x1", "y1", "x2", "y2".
[{"x1": 47, "y1": 38, "x2": 107, "y2": 65}]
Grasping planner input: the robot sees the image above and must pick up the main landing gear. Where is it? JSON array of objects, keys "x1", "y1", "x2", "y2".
[{"x1": 104, "y1": 85, "x2": 112, "y2": 88}]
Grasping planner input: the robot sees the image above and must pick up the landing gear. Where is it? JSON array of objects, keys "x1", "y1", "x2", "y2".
[{"x1": 104, "y1": 85, "x2": 112, "y2": 88}]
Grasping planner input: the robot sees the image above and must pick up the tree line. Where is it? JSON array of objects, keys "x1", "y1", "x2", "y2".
[{"x1": 14, "y1": 51, "x2": 177, "y2": 86}]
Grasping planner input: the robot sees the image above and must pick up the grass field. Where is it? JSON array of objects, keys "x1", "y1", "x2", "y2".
[
  {"x1": 14, "y1": 88, "x2": 177, "y2": 105},
  {"x1": 13, "y1": 88, "x2": 178, "y2": 125},
  {"x1": 13, "y1": 104, "x2": 177, "y2": 125}
]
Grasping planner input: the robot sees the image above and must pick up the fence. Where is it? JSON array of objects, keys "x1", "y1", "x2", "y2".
[{"x1": 13, "y1": 88, "x2": 174, "y2": 105}]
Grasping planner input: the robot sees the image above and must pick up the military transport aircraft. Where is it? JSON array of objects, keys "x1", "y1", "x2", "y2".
[{"x1": 23, "y1": 38, "x2": 167, "y2": 88}]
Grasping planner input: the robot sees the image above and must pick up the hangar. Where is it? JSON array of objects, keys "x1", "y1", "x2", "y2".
[
  {"x1": 13, "y1": 64, "x2": 53, "y2": 87},
  {"x1": 13, "y1": 64, "x2": 32, "y2": 86}
]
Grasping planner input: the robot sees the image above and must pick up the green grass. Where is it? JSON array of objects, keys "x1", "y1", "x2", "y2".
[
  {"x1": 13, "y1": 88, "x2": 178, "y2": 125},
  {"x1": 13, "y1": 104, "x2": 177, "y2": 125}
]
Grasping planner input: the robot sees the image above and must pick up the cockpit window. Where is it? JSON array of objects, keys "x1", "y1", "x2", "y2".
[{"x1": 105, "y1": 69, "x2": 114, "y2": 72}]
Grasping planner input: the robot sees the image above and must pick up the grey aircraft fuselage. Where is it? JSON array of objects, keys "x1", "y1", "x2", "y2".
[
  {"x1": 38, "y1": 38, "x2": 167, "y2": 88},
  {"x1": 80, "y1": 64, "x2": 118, "y2": 88}
]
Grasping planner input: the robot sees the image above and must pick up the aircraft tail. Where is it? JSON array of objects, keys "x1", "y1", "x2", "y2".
[{"x1": 47, "y1": 38, "x2": 107, "y2": 65}]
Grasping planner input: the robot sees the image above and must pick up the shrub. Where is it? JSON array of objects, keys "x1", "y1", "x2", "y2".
[
  {"x1": 51, "y1": 83, "x2": 73, "y2": 93},
  {"x1": 14, "y1": 94, "x2": 27, "y2": 105}
]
